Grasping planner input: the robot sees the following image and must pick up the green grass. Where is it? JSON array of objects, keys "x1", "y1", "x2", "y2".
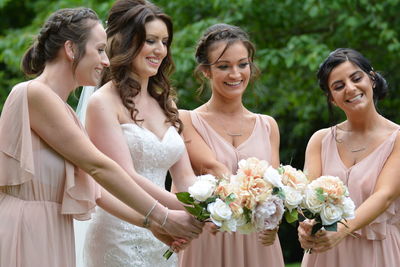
[{"x1": 285, "y1": 263, "x2": 301, "y2": 267}]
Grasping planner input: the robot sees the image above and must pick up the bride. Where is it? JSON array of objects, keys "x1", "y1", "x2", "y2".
[{"x1": 74, "y1": 0, "x2": 200, "y2": 266}]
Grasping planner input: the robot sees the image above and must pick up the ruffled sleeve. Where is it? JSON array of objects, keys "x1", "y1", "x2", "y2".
[
  {"x1": 0, "y1": 82, "x2": 35, "y2": 185},
  {"x1": 354, "y1": 200, "x2": 400, "y2": 240},
  {"x1": 0, "y1": 82, "x2": 101, "y2": 220},
  {"x1": 60, "y1": 102, "x2": 101, "y2": 220}
]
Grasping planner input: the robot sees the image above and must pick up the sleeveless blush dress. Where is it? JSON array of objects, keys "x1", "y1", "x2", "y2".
[
  {"x1": 302, "y1": 127, "x2": 400, "y2": 267},
  {"x1": 178, "y1": 111, "x2": 285, "y2": 267},
  {"x1": 0, "y1": 82, "x2": 101, "y2": 267}
]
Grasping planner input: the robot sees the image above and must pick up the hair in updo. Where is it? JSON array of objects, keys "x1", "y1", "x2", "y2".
[
  {"x1": 194, "y1": 23, "x2": 259, "y2": 94},
  {"x1": 21, "y1": 7, "x2": 100, "y2": 76},
  {"x1": 101, "y1": 0, "x2": 182, "y2": 133},
  {"x1": 317, "y1": 48, "x2": 388, "y2": 109}
]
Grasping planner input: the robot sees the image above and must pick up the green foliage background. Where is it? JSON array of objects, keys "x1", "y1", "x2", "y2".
[{"x1": 1, "y1": 0, "x2": 400, "y2": 262}]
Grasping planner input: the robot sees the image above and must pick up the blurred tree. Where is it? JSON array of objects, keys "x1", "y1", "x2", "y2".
[{"x1": 1, "y1": 0, "x2": 400, "y2": 263}]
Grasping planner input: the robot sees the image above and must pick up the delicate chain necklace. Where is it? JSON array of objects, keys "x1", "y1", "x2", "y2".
[
  {"x1": 335, "y1": 125, "x2": 367, "y2": 153},
  {"x1": 206, "y1": 103, "x2": 244, "y2": 137}
]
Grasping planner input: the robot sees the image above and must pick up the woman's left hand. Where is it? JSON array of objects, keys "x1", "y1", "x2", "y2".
[
  {"x1": 258, "y1": 227, "x2": 279, "y2": 246},
  {"x1": 149, "y1": 222, "x2": 189, "y2": 252},
  {"x1": 311, "y1": 224, "x2": 348, "y2": 253}
]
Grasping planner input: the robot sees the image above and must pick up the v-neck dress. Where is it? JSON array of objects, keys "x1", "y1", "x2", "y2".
[
  {"x1": 0, "y1": 82, "x2": 101, "y2": 267},
  {"x1": 302, "y1": 127, "x2": 400, "y2": 267},
  {"x1": 178, "y1": 111, "x2": 285, "y2": 267}
]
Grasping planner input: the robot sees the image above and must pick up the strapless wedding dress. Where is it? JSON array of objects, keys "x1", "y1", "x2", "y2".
[{"x1": 83, "y1": 124, "x2": 184, "y2": 266}]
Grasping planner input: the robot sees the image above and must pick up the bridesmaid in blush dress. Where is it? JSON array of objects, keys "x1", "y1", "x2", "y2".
[
  {"x1": 178, "y1": 24, "x2": 285, "y2": 267},
  {"x1": 298, "y1": 48, "x2": 400, "y2": 267}
]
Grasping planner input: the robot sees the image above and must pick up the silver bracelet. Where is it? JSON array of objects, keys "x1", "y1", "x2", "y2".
[
  {"x1": 161, "y1": 208, "x2": 169, "y2": 228},
  {"x1": 143, "y1": 200, "x2": 158, "y2": 228}
]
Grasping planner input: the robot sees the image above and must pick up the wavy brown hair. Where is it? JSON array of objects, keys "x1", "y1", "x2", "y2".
[{"x1": 101, "y1": 0, "x2": 182, "y2": 132}]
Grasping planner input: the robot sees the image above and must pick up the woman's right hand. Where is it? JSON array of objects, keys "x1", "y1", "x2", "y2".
[
  {"x1": 163, "y1": 210, "x2": 204, "y2": 240},
  {"x1": 297, "y1": 219, "x2": 315, "y2": 250}
]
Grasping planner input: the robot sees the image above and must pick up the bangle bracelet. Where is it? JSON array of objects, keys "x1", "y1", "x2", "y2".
[
  {"x1": 161, "y1": 208, "x2": 169, "y2": 228},
  {"x1": 143, "y1": 200, "x2": 158, "y2": 228}
]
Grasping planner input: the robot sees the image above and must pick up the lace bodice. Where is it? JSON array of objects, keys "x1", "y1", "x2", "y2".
[
  {"x1": 121, "y1": 124, "x2": 184, "y2": 187},
  {"x1": 83, "y1": 124, "x2": 184, "y2": 267}
]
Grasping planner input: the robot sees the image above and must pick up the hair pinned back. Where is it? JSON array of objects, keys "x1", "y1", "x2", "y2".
[
  {"x1": 194, "y1": 23, "x2": 259, "y2": 95},
  {"x1": 21, "y1": 7, "x2": 99, "y2": 76}
]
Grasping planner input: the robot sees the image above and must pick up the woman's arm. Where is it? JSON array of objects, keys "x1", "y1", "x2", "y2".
[
  {"x1": 85, "y1": 90, "x2": 183, "y2": 210},
  {"x1": 179, "y1": 110, "x2": 230, "y2": 178},
  {"x1": 267, "y1": 116, "x2": 281, "y2": 168},
  {"x1": 312, "y1": 133, "x2": 400, "y2": 252},
  {"x1": 297, "y1": 129, "x2": 328, "y2": 250},
  {"x1": 27, "y1": 82, "x2": 202, "y2": 240}
]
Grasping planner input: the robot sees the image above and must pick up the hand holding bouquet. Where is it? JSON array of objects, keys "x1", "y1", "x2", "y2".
[{"x1": 299, "y1": 175, "x2": 356, "y2": 252}]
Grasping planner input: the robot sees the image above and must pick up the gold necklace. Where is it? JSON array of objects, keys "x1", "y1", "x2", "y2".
[{"x1": 206, "y1": 103, "x2": 244, "y2": 137}]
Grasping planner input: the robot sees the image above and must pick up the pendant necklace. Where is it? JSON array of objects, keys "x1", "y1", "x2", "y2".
[
  {"x1": 206, "y1": 103, "x2": 244, "y2": 137},
  {"x1": 335, "y1": 125, "x2": 367, "y2": 153}
]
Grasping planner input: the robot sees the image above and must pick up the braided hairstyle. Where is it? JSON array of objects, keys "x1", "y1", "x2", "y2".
[
  {"x1": 21, "y1": 7, "x2": 100, "y2": 76},
  {"x1": 317, "y1": 48, "x2": 388, "y2": 114},
  {"x1": 194, "y1": 23, "x2": 259, "y2": 94},
  {"x1": 101, "y1": 0, "x2": 182, "y2": 133}
]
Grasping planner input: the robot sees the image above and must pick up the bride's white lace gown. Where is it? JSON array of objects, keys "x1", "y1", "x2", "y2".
[{"x1": 83, "y1": 124, "x2": 183, "y2": 266}]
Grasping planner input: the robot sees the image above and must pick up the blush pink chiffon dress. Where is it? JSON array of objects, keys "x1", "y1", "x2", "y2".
[
  {"x1": 178, "y1": 111, "x2": 285, "y2": 267},
  {"x1": 0, "y1": 82, "x2": 101, "y2": 267},
  {"x1": 302, "y1": 127, "x2": 400, "y2": 267}
]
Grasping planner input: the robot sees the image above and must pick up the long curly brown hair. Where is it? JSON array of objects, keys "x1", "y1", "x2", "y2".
[{"x1": 101, "y1": 0, "x2": 182, "y2": 132}]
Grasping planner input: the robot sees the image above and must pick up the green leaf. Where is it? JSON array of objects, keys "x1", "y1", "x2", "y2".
[
  {"x1": 204, "y1": 196, "x2": 218, "y2": 204},
  {"x1": 176, "y1": 192, "x2": 195, "y2": 205},
  {"x1": 243, "y1": 207, "x2": 252, "y2": 223},
  {"x1": 324, "y1": 222, "x2": 338, "y2": 232},
  {"x1": 184, "y1": 206, "x2": 202, "y2": 218},
  {"x1": 273, "y1": 187, "x2": 286, "y2": 199},
  {"x1": 315, "y1": 187, "x2": 325, "y2": 202},
  {"x1": 284, "y1": 209, "x2": 299, "y2": 223},
  {"x1": 224, "y1": 193, "x2": 236, "y2": 205}
]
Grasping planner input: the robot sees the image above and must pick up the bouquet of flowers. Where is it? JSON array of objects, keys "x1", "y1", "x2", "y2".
[
  {"x1": 218, "y1": 157, "x2": 285, "y2": 234},
  {"x1": 278, "y1": 165, "x2": 309, "y2": 223},
  {"x1": 299, "y1": 175, "x2": 355, "y2": 239},
  {"x1": 164, "y1": 157, "x2": 288, "y2": 259}
]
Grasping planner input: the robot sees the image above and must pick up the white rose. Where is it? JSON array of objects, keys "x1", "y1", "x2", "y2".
[
  {"x1": 198, "y1": 174, "x2": 217, "y2": 186},
  {"x1": 282, "y1": 186, "x2": 303, "y2": 211},
  {"x1": 302, "y1": 188, "x2": 323, "y2": 214},
  {"x1": 320, "y1": 203, "x2": 343, "y2": 226},
  {"x1": 263, "y1": 166, "x2": 284, "y2": 188},
  {"x1": 188, "y1": 175, "x2": 217, "y2": 202},
  {"x1": 207, "y1": 198, "x2": 232, "y2": 226},
  {"x1": 342, "y1": 197, "x2": 356, "y2": 220}
]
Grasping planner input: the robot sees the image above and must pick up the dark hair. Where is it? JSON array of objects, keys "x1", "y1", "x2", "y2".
[
  {"x1": 317, "y1": 48, "x2": 388, "y2": 114},
  {"x1": 194, "y1": 23, "x2": 259, "y2": 94},
  {"x1": 102, "y1": 0, "x2": 182, "y2": 132},
  {"x1": 21, "y1": 7, "x2": 100, "y2": 76}
]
